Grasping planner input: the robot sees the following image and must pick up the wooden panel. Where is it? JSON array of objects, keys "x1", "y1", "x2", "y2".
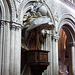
[
  {"x1": 26, "y1": 50, "x2": 49, "y2": 66},
  {"x1": 39, "y1": 52, "x2": 48, "y2": 62}
]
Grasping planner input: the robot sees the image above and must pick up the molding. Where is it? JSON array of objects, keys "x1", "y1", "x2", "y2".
[
  {"x1": 15, "y1": 0, "x2": 21, "y2": 3},
  {"x1": 58, "y1": 14, "x2": 75, "y2": 33},
  {"x1": 60, "y1": 0, "x2": 75, "y2": 10},
  {"x1": 52, "y1": 34, "x2": 59, "y2": 40},
  {"x1": 18, "y1": 0, "x2": 55, "y2": 26},
  {"x1": 10, "y1": 25, "x2": 16, "y2": 30},
  {"x1": 58, "y1": 14, "x2": 75, "y2": 43},
  {"x1": 0, "y1": 20, "x2": 22, "y2": 26},
  {"x1": 0, "y1": 21, "x2": 4, "y2": 28},
  {"x1": 8, "y1": 0, "x2": 16, "y2": 21},
  {"x1": 69, "y1": 42, "x2": 75, "y2": 47},
  {"x1": 0, "y1": 20, "x2": 22, "y2": 30},
  {"x1": 0, "y1": 0, "x2": 5, "y2": 20}
]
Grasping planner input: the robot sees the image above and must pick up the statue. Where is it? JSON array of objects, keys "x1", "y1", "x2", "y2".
[{"x1": 22, "y1": 1, "x2": 54, "y2": 50}]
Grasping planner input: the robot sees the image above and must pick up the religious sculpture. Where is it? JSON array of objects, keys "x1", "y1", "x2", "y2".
[{"x1": 22, "y1": 0, "x2": 54, "y2": 50}]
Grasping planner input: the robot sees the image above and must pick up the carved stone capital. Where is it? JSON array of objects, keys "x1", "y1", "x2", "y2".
[
  {"x1": 10, "y1": 25, "x2": 16, "y2": 30},
  {"x1": 11, "y1": 22, "x2": 22, "y2": 29},
  {"x1": 15, "y1": 0, "x2": 20, "y2": 3},
  {"x1": 52, "y1": 34, "x2": 59, "y2": 40},
  {"x1": 0, "y1": 21, "x2": 5, "y2": 28},
  {"x1": 15, "y1": 26, "x2": 20, "y2": 30},
  {"x1": 69, "y1": 42, "x2": 75, "y2": 47}
]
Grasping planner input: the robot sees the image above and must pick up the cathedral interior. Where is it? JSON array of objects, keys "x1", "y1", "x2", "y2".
[{"x1": 0, "y1": 0, "x2": 75, "y2": 75}]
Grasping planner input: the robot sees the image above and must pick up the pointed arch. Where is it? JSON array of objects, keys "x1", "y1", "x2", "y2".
[
  {"x1": 18, "y1": 0, "x2": 55, "y2": 25},
  {"x1": 58, "y1": 14, "x2": 75, "y2": 42}
]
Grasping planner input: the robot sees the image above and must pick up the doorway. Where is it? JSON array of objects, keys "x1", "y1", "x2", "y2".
[{"x1": 58, "y1": 26, "x2": 73, "y2": 75}]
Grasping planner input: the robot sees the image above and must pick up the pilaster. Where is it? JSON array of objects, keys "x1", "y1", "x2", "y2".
[
  {"x1": 1, "y1": 21, "x2": 10, "y2": 75},
  {"x1": 10, "y1": 25, "x2": 15, "y2": 75},
  {"x1": 43, "y1": 30, "x2": 53, "y2": 75},
  {"x1": 14, "y1": 25, "x2": 21, "y2": 75},
  {"x1": 0, "y1": 20, "x2": 22, "y2": 75},
  {"x1": 46, "y1": 31, "x2": 52, "y2": 75},
  {"x1": 52, "y1": 34, "x2": 59, "y2": 75},
  {"x1": 0, "y1": 21, "x2": 4, "y2": 75},
  {"x1": 4, "y1": 21, "x2": 10, "y2": 75},
  {"x1": 69, "y1": 42, "x2": 75, "y2": 75}
]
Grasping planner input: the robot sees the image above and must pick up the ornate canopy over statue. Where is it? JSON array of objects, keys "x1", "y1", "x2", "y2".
[
  {"x1": 23, "y1": 1, "x2": 54, "y2": 30},
  {"x1": 22, "y1": 0, "x2": 55, "y2": 50}
]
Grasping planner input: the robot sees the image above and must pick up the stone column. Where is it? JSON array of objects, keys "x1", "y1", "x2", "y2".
[
  {"x1": 4, "y1": 22, "x2": 10, "y2": 75},
  {"x1": 14, "y1": 26, "x2": 21, "y2": 75},
  {"x1": 46, "y1": 31, "x2": 52, "y2": 75},
  {"x1": 2, "y1": 21, "x2": 10, "y2": 75},
  {"x1": 43, "y1": 31, "x2": 53, "y2": 75},
  {"x1": 9, "y1": 25, "x2": 15, "y2": 75},
  {"x1": 55, "y1": 35, "x2": 59, "y2": 75},
  {"x1": 46, "y1": 31, "x2": 49, "y2": 51},
  {"x1": 70, "y1": 42, "x2": 75, "y2": 75},
  {"x1": 0, "y1": 22, "x2": 4, "y2": 75},
  {"x1": 48, "y1": 31, "x2": 53, "y2": 75},
  {"x1": 52, "y1": 35, "x2": 56, "y2": 75},
  {"x1": 1, "y1": 21, "x2": 5, "y2": 75},
  {"x1": 52, "y1": 34, "x2": 59, "y2": 75}
]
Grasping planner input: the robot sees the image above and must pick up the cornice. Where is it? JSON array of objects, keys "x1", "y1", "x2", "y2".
[
  {"x1": 69, "y1": 42, "x2": 75, "y2": 46},
  {"x1": 0, "y1": 19, "x2": 22, "y2": 29},
  {"x1": 52, "y1": 34, "x2": 59, "y2": 40}
]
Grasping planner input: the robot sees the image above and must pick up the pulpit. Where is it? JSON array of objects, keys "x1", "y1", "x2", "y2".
[{"x1": 25, "y1": 50, "x2": 49, "y2": 75}]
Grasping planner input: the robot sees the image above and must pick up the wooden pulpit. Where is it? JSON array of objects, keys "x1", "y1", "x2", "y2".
[{"x1": 25, "y1": 50, "x2": 49, "y2": 75}]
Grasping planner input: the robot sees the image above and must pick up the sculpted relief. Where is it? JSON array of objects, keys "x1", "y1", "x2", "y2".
[{"x1": 22, "y1": 1, "x2": 54, "y2": 50}]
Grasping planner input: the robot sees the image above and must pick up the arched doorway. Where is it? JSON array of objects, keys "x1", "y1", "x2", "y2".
[{"x1": 58, "y1": 24, "x2": 75, "y2": 75}]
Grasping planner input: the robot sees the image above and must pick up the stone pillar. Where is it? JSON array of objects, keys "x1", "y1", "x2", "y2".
[
  {"x1": 0, "y1": 22, "x2": 4, "y2": 75},
  {"x1": 1, "y1": 21, "x2": 5, "y2": 75},
  {"x1": 42, "y1": 31, "x2": 53, "y2": 75},
  {"x1": 46, "y1": 31, "x2": 52, "y2": 75},
  {"x1": 2, "y1": 21, "x2": 10, "y2": 75},
  {"x1": 46, "y1": 31, "x2": 49, "y2": 51},
  {"x1": 48, "y1": 31, "x2": 53, "y2": 75},
  {"x1": 55, "y1": 35, "x2": 59, "y2": 75},
  {"x1": 52, "y1": 35, "x2": 56, "y2": 75},
  {"x1": 9, "y1": 25, "x2": 15, "y2": 75},
  {"x1": 70, "y1": 42, "x2": 75, "y2": 75},
  {"x1": 14, "y1": 26, "x2": 21, "y2": 75},
  {"x1": 4, "y1": 22, "x2": 10, "y2": 75},
  {"x1": 52, "y1": 34, "x2": 59, "y2": 75}
]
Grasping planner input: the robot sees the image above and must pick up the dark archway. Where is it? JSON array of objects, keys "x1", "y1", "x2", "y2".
[{"x1": 58, "y1": 24, "x2": 75, "y2": 75}]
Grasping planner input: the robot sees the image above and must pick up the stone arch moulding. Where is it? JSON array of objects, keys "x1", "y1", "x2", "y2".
[
  {"x1": 18, "y1": 0, "x2": 55, "y2": 26},
  {"x1": 58, "y1": 14, "x2": 75, "y2": 42},
  {"x1": 0, "y1": 0, "x2": 16, "y2": 22},
  {"x1": 0, "y1": 0, "x2": 5, "y2": 20},
  {"x1": 7, "y1": 0, "x2": 16, "y2": 21}
]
